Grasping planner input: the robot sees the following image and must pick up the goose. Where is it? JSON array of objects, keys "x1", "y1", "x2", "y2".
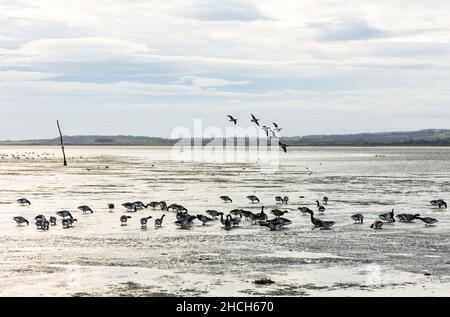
[
  {"x1": 223, "y1": 215, "x2": 233, "y2": 230},
  {"x1": 261, "y1": 126, "x2": 271, "y2": 138},
  {"x1": 431, "y1": 200, "x2": 447, "y2": 209},
  {"x1": 175, "y1": 215, "x2": 196, "y2": 229},
  {"x1": 250, "y1": 114, "x2": 260, "y2": 126},
  {"x1": 206, "y1": 210, "x2": 223, "y2": 219},
  {"x1": 122, "y1": 202, "x2": 137, "y2": 212},
  {"x1": 227, "y1": 115, "x2": 237, "y2": 125},
  {"x1": 133, "y1": 201, "x2": 147, "y2": 210},
  {"x1": 220, "y1": 196, "x2": 233, "y2": 203},
  {"x1": 305, "y1": 210, "x2": 335, "y2": 230},
  {"x1": 197, "y1": 214, "x2": 213, "y2": 225},
  {"x1": 255, "y1": 206, "x2": 268, "y2": 223},
  {"x1": 240, "y1": 210, "x2": 256, "y2": 221},
  {"x1": 56, "y1": 210, "x2": 73, "y2": 219},
  {"x1": 282, "y1": 196, "x2": 289, "y2": 205},
  {"x1": 351, "y1": 214, "x2": 364, "y2": 224},
  {"x1": 120, "y1": 215, "x2": 132, "y2": 225},
  {"x1": 316, "y1": 201, "x2": 326, "y2": 213},
  {"x1": 159, "y1": 201, "x2": 168, "y2": 211},
  {"x1": 271, "y1": 209, "x2": 288, "y2": 218},
  {"x1": 38, "y1": 219, "x2": 50, "y2": 231},
  {"x1": 267, "y1": 217, "x2": 292, "y2": 227},
  {"x1": 35, "y1": 215, "x2": 46, "y2": 222},
  {"x1": 417, "y1": 217, "x2": 438, "y2": 226},
  {"x1": 247, "y1": 195, "x2": 260, "y2": 204},
  {"x1": 275, "y1": 196, "x2": 283, "y2": 204},
  {"x1": 230, "y1": 209, "x2": 243, "y2": 217},
  {"x1": 298, "y1": 207, "x2": 313, "y2": 216},
  {"x1": 147, "y1": 201, "x2": 160, "y2": 209},
  {"x1": 176, "y1": 210, "x2": 189, "y2": 221},
  {"x1": 230, "y1": 215, "x2": 241, "y2": 227},
  {"x1": 154, "y1": 214, "x2": 166, "y2": 227},
  {"x1": 49, "y1": 216, "x2": 57, "y2": 226},
  {"x1": 272, "y1": 122, "x2": 282, "y2": 133},
  {"x1": 140, "y1": 216, "x2": 152, "y2": 228},
  {"x1": 78, "y1": 205, "x2": 93, "y2": 214},
  {"x1": 17, "y1": 198, "x2": 31, "y2": 206},
  {"x1": 108, "y1": 203, "x2": 115, "y2": 212},
  {"x1": 13, "y1": 216, "x2": 29, "y2": 226},
  {"x1": 379, "y1": 209, "x2": 395, "y2": 223},
  {"x1": 279, "y1": 142, "x2": 288, "y2": 153},
  {"x1": 370, "y1": 221, "x2": 384, "y2": 230},
  {"x1": 62, "y1": 218, "x2": 77, "y2": 228},
  {"x1": 396, "y1": 214, "x2": 420, "y2": 223},
  {"x1": 323, "y1": 197, "x2": 329, "y2": 205}
]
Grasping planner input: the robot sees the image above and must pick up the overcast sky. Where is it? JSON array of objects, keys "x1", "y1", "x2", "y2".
[{"x1": 1, "y1": 0, "x2": 450, "y2": 139}]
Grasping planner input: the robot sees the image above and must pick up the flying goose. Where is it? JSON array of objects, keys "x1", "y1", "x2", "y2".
[
  {"x1": 227, "y1": 115, "x2": 237, "y2": 125},
  {"x1": 279, "y1": 142, "x2": 288, "y2": 153},
  {"x1": 251, "y1": 114, "x2": 260, "y2": 126}
]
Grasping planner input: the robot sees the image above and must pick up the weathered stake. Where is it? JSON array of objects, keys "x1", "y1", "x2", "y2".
[{"x1": 57, "y1": 120, "x2": 67, "y2": 166}]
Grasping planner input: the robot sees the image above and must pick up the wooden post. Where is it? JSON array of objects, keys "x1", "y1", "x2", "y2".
[{"x1": 57, "y1": 120, "x2": 67, "y2": 166}]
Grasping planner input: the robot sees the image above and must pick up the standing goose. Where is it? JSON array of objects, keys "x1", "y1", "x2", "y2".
[
  {"x1": 255, "y1": 206, "x2": 268, "y2": 223},
  {"x1": 159, "y1": 201, "x2": 168, "y2": 211},
  {"x1": 271, "y1": 209, "x2": 288, "y2": 218},
  {"x1": 305, "y1": 210, "x2": 335, "y2": 230},
  {"x1": 247, "y1": 195, "x2": 260, "y2": 204},
  {"x1": 220, "y1": 196, "x2": 233, "y2": 203},
  {"x1": 323, "y1": 197, "x2": 329, "y2": 205},
  {"x1": 78, "y1": 205, "x2": 93, "y2": 214},
  {"x1": 17, "y1": 198, "x2": 31, "y2": 206},
  {"x1": 275, "y1": 196, "x2": 283, "y2": 204},
  {"x1": 431, "y1": 200, "x2": 447, "y2": 209},
  {"x1": 108, "y1": 203, "x2": 115, "y2": 212},
  {"x1": 197, "y1": 214, "x2": 213, "y2": 225},
  {"x1": 140, "y1": 216, "x2": 152, "y2": 228},
  {"x1": 351, "y1": 214, "x2": 364, "y2": 224},
  {"x1": 282, "y1": 196, "x2": 289, "y2": 205},
  {"x1": 417, "y1": 217, "x2": 438, "y2": 226},
  {"x1": 396, "y1": 214, "x2": 420, "y2": 223},
  {"x1": 13, "y1": 216, "x2": 29, "y2": 226},
  {"x1": 370, "y1": 221, "x2": 384, "y2": 230},
  {"x1": 154, "y1": 214, "x2": 166, "y2": 227},
  {"x1": 147, "y1": 201, "x2": 160, "y2": 209},
  {"x1": 56, "y1": 210, "x2": 73, "y2": 219},
  {"x1": 120, "y1": 215, "x2": 132, "y2": 225},
  {"x1": 133, "y1": 201, "x2": 147, "y2": 210},
  {"x1": 206, "y1": 210, "x2": 223, "y2": 219},
  {"x1": 62, "y1": 218, "x2": 77, "y2": 228},
  {"x1": 298, "y1": 207, "x2": 313, "y2": 216},
  {"x1": 379, "y1": 209, "x2": 395, "y2": 223},
  {"x1": 122, "y1": 202, "x2": 137, "y2": 212},
  {"x1": 175, "y1": 215, "x2": 196, "y2": 229},
  {"x1": 49, "y1": 216, "x2": 57, "y2": 226},
  {"x1": 316, "y1": 200, "x2": 326, "y2": 213},
  {"x1": 223, "y1": 215, "x2": 233, "y2": 230}
]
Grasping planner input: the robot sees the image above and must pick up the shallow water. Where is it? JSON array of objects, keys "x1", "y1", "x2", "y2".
[{"x1": 1, "y1": 146, "x2": 450, "y2": 296}]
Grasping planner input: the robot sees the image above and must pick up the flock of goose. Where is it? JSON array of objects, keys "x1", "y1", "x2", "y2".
[{"x1": 12, "y1": 196, "x2": 446, "y2": 232}]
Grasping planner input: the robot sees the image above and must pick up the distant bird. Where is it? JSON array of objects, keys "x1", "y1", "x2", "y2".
[
  {"x1": 78, "y1": 205, "x2": 93, "y2": 214},
  {"x1": 197, "y1": 214, "x2": 213, "y2": 225},
  {"x1": 261, "y1": 126, "x2": 271, "y2": 137},
  {"x1": 323, "y1": 197, "x2": 329, "y2": 205},
  {"x1": 227, "y1": 115, "x2": 237, "y2": 125},
  {"x1": 431, "y1": 200, "x2": 447, "y2": 209},
  {"x1": 13, "y1": 216, "x2": 29, "y2": 226},
  {"x1": 251, "y1": 114, "x2": 260, "y2": 126},
  {"x1": 351, "y1": 214, "x2": 364, "y2": 224},
  {"x1": 62, "y1": 218, "x2": 77, "y2": 228},
  {"x1": 316, "y1": 200, "x2": 326, "y2": 213},
  {"x1": 379, "y1": 209, "x2": 395, "y2": 223},
  {"x1": 17, "y1": 198, "x2": 31, "y2": 206},
  {"x1": 247, "y1": 195, "x2": 260, "y2": 204},
  {"x1": 154, "y1": 214, "x2": 166, "y2": 227},
  {"x1": 370, "y1": 221, "x2": 384, "y2": 230},
  {"x1": 220, "y1": 196, "x2": 233, "y2": 203},
  {"x1": 108, "y1": 203, "x2": 115, "y2": 212},
  {"x1": 396, "y1": 214, "x2": 420, "y2": 223},
  {"x1": 120, "y1": 215, "x2": 132, "y2": 225},
  {"x1": 275, "y1": 196, "x2": 283, "y2": 204},
  {"x1": 271, "y1": 209, "x2": 288, "y2": 218},
  {"x1": 49, "y1": 216, "x2": 57, "y2": 226},
  {"x1": 206, "y1": 210, "x2": 223, "y2": 219},
  {"x1": 140, "y1": 216, "x2": 152, "y2": 228},
  {"x1": 279, "y1": 142, "x2": 288, "y2": 153},
  {"x1": 282, "y1": 196, "x2": 289, "y2": 205},
  {"x1": 417, "y1": 217, "x2": 438, "y2": 226}
]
